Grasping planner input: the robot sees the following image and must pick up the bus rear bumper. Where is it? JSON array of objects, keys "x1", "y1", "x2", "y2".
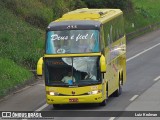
[{"x1": 46, "y1": 94, "x2": 104, "y2": 104}]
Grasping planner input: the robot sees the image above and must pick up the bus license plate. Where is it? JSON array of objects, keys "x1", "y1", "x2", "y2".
[{"x1": 69, "y1": 98, "x2": 78, "y2": 102}]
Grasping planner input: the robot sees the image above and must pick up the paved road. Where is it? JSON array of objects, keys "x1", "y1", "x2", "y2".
[{"x1": 0, "y1": 29, "x2": 160, "y2": 120}]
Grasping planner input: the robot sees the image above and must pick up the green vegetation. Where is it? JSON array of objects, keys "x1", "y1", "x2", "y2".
[
  {"x1": 0, "y1": 58, "x2": 32, "y2": 96},
  {"x1": 0, "y1": 1, "x2": 44, "y2": 97},
  {"x1": 1, "y1": 0, "x2": 53, "y2": 29},
  {"x1": 125, "y1": 0, "x2": 160, "y2": 33},
  {"x1": 1, "y1": 0, "x2": 87, "y2": 29},
  {"x1": 39, "y1": 0, "x2": 87, "y2": 21},
  {"x1": 0, "y1": 0, "x2": 160, "y2": 98},
  {"x1": 82, "y1": 0, "x2": 133, "y2": 12},
  {"x1": 0, "y1": 2, "x2": 44, "y2": 69}
]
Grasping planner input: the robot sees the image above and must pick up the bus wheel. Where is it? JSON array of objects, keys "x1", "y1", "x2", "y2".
[
  {"x1": 113, "y1": 80, "x2": 122, "y2": 97},
  {"x1": 99, "y1": 99, "x2": 106, "y2": 106},
  {"x1": 53, "y1": 104, "x2": 61, "y2": 109}
]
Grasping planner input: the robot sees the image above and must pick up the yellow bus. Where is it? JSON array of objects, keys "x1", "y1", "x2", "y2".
[{"x1": 37, "y1": 8, "x2": 126, "y2": 108}]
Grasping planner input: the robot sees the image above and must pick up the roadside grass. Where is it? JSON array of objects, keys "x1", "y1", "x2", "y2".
[
  {"x1": 1, "y1": 0, "x2": 86, "y2": 29},
  {"x1": 0, "y1": 2, "x2": 44, "y2": 69},
  {"x1": 1, "y1": 0, "x2": 53, "y2": 29},
  {"x1": 0, "y1": 1, "x2": 44, "y2": 97},
  {"x1": 0, "y1": 58, "x2": 32, "y2": 97},
  {"x1": 125, "y1": 0, "x2": 160, "y2": 33}
]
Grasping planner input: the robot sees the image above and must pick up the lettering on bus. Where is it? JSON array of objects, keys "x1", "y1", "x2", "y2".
[
  {"x1": 47, "y1": 61, "x2": 64, "y2": 65},
  {"x1": 51, "y1": 33, "x2": 94, "y2": 41}
]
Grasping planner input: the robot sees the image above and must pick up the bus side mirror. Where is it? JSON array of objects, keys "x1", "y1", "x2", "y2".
[
  {"x1": 100, "y1": 55, "x2": 106, "y2": 73},
  {"x1": 37, "y1": 57, "x2": 43, "y2": 76}
]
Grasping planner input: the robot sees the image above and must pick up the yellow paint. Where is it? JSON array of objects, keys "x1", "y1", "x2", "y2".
[
  {"x1": 36, "y1": 57, "x2": 43, "y2": 75},
  {"x1": 100, "y1": 55, "x2": 106, "y2": 73},
  {"x1": 46, "y1": 85, "x2": 104, "y2": 104},
  {"x1": 55, "y1": 8, "x2": 122, "y2": 22}
]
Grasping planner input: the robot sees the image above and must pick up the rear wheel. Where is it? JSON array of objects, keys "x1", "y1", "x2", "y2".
[
  {"x1": 113, "y1": 83, "x2": 122, "y2": 97},
  {"x1": 113, "y1": 78, "x2": 122, "y2": 97}
]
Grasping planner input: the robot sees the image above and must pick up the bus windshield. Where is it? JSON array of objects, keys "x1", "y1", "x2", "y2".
[
  {"x1": 44, "y1": 57, "x2": 101, "y2": 87},
  {"x1": 46, "y1": 30, "x2": 99, "y2": 54}
]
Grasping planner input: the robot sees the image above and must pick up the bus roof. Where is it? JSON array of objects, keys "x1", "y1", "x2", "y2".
[
  {"x1": 55, "y1": 8, "x2": 123, "y2": 23},
  {"x1": 47, "y1": 8, "x2": 123, "y2": 30}
]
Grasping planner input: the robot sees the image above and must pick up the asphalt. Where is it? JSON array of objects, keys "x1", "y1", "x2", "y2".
[
  {"x1": 0, "y1": 79, "x2": 46, "y2": 111},
  {"x1": 117, "y1": 78, "x2": 160, "y2": 120}
]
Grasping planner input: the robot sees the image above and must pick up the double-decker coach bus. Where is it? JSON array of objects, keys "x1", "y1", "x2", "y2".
[{"x1": 37, "y1": 8, "x2": 126, "y2": 108}]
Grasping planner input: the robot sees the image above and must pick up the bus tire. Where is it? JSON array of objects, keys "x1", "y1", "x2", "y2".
[
  {"x1": 53, "y1": 104, "x2": 61, "y2": 109},
  {"x1": 113, "y1": 80, "x2": 122, "y2": 97},
  {"x1": 99, "y1": 99, "x2": 106, "y2": 106}
]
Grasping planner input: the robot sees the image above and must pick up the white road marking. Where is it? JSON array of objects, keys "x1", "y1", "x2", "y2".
[
  {"x1": 35, "y1": 103, "x2": 49, "y2": 112},
  {"x1": 127, "y1": 42, "x2": 160, "y2": 62},
  {"x1": 129, "y1": 95, "x2": 139, "y2": 101},
  {"x1": 109, "y1": 117, "x2": 116, "y2": 120},
  {"x1": 154, "y1": 76, "x2": 160, "y2": 81}
]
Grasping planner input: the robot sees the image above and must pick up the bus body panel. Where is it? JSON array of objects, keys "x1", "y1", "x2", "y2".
[
  {"x1": 46, "y1": 83, "x2": 106, "y2": 104},
  {"x1": 47, "y1": 94, "x2": 103, "y2": 104},
  {"x1": 105, "y1": 36, "x2": 126, "y2": 96}
]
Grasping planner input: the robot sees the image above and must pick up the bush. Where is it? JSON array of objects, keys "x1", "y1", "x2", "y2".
[
  {"x1": 40, "y1": 0, "x2": 86, "y2": 20},
  {"x1": 106, "y1": 0, "x2": 133, "y2": 12},
  {"x1": 81, "y1": 0, "x2": 107, "y2": 8},
  {"x1": 82, "y1": 0, "x2": 134, "y2": 12}
]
